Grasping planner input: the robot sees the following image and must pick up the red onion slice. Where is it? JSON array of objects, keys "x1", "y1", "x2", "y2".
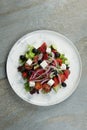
[
  {"x1": 48, "y1": 54, "x2": 58, "y2": 67},
  {"x1": 33, "y1": 69, "x2": 44, "y2": 79},
  {"x1": 57, "y1": 74, "x2": 61, "y2": 84},
  {"x1": 35, "y1": 67, "x2": 51, "y2": 79},
  {"x1": 41, "y1": 79, "x2": 49, "y2": 84},
  {"x1": 49, "y1": 65, "x2": 58, "y2": 71}
]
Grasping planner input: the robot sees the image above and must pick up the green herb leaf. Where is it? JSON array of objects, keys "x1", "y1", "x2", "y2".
[{"x1": 24, "y1": 82, "x2": 31, "y2": 92}]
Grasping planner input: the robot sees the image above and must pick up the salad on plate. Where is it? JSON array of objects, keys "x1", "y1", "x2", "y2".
[{"x1": 18, "y1": 42, "x2": 70, "y2": 94}]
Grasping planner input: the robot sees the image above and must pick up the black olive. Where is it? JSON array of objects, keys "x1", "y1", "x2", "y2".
[
  {"x1": 38, "y1": 60, "x2": 42, "y2": 64},
  {"x1": 55, "y1": 52, "x2": 60, "y2": 58},
  {"x1": 17, "y1": 66, "x2": 25, "y2": 72},
  {"x1": 62, "y1": 82, "x2": 67, "y2": 87},
  {"x1": 36, "y1": 90, "x2": 39, "y2": 94},
  {"x1": 32, "y1": 48, "x2": 38, "y2": 54},
  {"x1": 30, "y1": 88, "x2": 36, "y2": 94},
  {"x1": 66, "y1": 65, "x2": 70, "y2": 69},
  {"x1": 53, "y1": 70, "x2": 58, "y2": 76},
  {"x1": 20, "y1": 55, "x2": 26, "y2": 61}
]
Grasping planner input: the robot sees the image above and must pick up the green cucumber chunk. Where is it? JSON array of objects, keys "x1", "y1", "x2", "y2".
[
  {"x1": 25, "y1": 51, "x2": 35, "y2": 59},
  {"x1": 65, "y1": 60, "x2": 70, "y2": 65},
  {"x1": 53, "y1": 84, "x2": 61, "y2": 92}
]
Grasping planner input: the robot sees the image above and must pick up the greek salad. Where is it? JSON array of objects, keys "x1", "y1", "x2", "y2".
[{"x1": 17, "y1": 42, "x2": 70, "y2": 94}]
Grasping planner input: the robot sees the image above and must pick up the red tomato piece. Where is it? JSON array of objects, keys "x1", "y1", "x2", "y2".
[
  {"x1": 33, "y1": 55, "x2": 38, "y2": 63},
  {"x1": 53, "y1": 76, "x2": 59, "y2": 87},
  {"x1": 42, "y1": 83, "x2": 51, "y2": 92},
  {"x1": 22, "y1": 72, "x2": 27, "y2": 78},
  {"x1": 43, "y1": 53, "x2": 48, "y2": 60},
  {"x1": 64, "y1": 69, "x2": 70, "y2": 78},
  {"x1": 35, "y1": 82, "x2": 42, "y2": 90},
  {"x1": 38, "y1": 42, "x2": 47, "y2": 53},
  {"x1": 56, "y1": 58, "x2": 62, "y2": 66},
  {"x1": 37, "y1": 69, "x2": 45, "y2": 75},
  {"x1": 59, "y1": 74, "x2": 66, "y2": 82}
]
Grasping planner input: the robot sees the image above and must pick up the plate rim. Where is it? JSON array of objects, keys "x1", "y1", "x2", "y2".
[{"x1": 6, "y1": 30, "x2": 82, "y2": 106}]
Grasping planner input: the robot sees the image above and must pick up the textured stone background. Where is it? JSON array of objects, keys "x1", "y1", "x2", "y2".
[{"x1": 0, "y1": 0, "x2": 87, "y2": 130}]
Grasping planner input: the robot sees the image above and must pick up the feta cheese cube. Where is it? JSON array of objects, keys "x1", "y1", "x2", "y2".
[
  {"x1": 47, "y1": 79, "x2": 54, "y2": 86},
  {"x1": 61, "y1": 64, "x2": 66, "y2": 70},
  {"x1": 40, "y1": 60, "x2": 48, "y2": 69},
  {"x1": 46, "y1": 47, "x2": 51, "y2": 53},
  {"x1": 26, "y1": 59, "x2": 32, "y2": 65},
  {"x1": 29, "y1": 81, "x2": 35, "y2": 87}
]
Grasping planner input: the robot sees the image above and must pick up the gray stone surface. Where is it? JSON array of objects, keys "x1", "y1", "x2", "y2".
[{"x1": 0, "y1": 0, "x2": 87, "y2": 130}]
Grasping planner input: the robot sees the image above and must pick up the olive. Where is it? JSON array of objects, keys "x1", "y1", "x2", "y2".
[
  {"x1": 36, "y1": 90, "x2": 39, "y2": 94},
  {"x1": 20, "y1": 55, "x2": 26, "y2": 61},
  {"x1": 38, "y1": 60, "x2": 42, "y2": 64},
  {"x1": 32, "y1": 48, "x2": 38, "y2": 54},
  {"x1": 66, "y1": 66, "x2": 70, "y2": 69},
  {"x1": 30, "y1": 88, "x2": 36, "y2": 94},
  {"x1": 17, "y1": 66, "x2": 25, "y2": 72},
  {"x1": 62, "y1": 82, "x2": 67, "y2": 87},
  {"x1": 55, "y1": 52, "x2": 60, "y2": 58}
]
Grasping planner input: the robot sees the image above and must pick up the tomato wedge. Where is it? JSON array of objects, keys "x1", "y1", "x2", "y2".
[
  {"x1": 42, "y1": 83, "x2": 51, "y2": 92},
  {"x1": 59, "y1": 74, "x2": 66, "y2": 82},
  {"x1": 43, "y1": 53, "x2": 48, "y2": 60},
  {"x1": 35, "y1": 82, "x2": 42, "y2": 90},
  {"x1": 38, "y1": 42, "x2": 47, "y2": 53},
  {"x1": 56, "y1": 58, "x2": 62, "y2": 66},
  {"x1": 22, "y1": 72, "x2": 27, "y2": 78},
  {"x1": 64, "y1": 69, "x2": 70, "y2": 78},
  {"x1": 53, "y1": 76, "x2": 59, "y2": 87}
]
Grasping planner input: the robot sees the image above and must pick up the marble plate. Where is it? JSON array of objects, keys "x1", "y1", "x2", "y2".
[{"x1": 6, "y1": 30, "x2": 82, "y2": 106}]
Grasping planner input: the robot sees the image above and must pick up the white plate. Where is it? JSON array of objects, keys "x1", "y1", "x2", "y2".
[{"x1": 6, "y1": 30, "x2": 82, "y2": 106}]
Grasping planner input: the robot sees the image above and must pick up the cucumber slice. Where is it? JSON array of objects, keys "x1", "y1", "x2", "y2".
[
  {"x1": 25, "y1": 45, "x2": 35, "y2": 59},
  {"x1": 25, "y1": 53, "x2": 30, "y2": 59},
  {"x1": 29, "y1": 52, "x2": 35, "y2": 58},
  {"x1": 53, "y1": 84, "x2": 61, "y2": 92},
  {"x1": 60, "y1": 54, "x2": 65, "y2": 58},
  {"x1": 65, "y1": 60, "x2": 70, "y2": 65},
  {"x1": 25, "y1": 51, "x2": 35, "y2": 59}
]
